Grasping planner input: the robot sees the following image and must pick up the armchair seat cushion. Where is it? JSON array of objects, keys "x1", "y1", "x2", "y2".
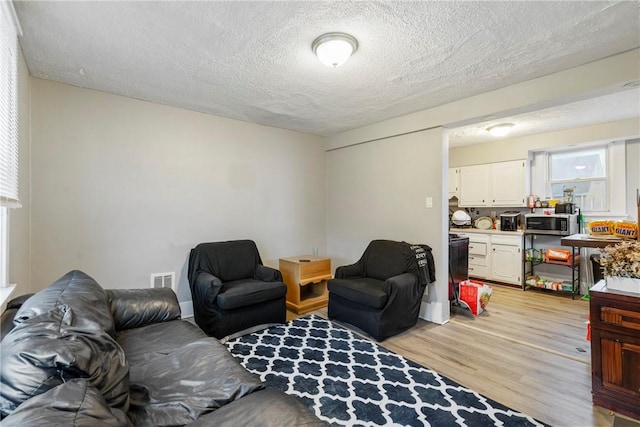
[
  {"x1": 217, "y1": 279, "x2": 286, "y2": 310},
  {"x1": 328, "y1": 278, "x2": 388, "y2": 309}
]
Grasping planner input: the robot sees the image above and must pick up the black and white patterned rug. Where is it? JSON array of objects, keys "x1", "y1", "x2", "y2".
[{"x1": 225, "y1": 315, "x2": 546, "y2": 427}]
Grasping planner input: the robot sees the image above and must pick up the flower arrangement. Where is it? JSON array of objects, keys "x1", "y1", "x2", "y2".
[{"x1": 599, "y1": 240, "x2": 640, "y2": 279}]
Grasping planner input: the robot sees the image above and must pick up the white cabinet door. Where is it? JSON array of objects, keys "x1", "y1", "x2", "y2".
[
  {"x1": 448, "y1": 168, "x2": 459, "y2": 198},
  {"x1": 491, "y1": 160, "x2": 526, "y2": 207},
  {"x1": 459, "y1": 165, "x2": 490, "y2": 207},
  {"x1": 491, "y1": 243, "x2": 521, "y2": 285}
]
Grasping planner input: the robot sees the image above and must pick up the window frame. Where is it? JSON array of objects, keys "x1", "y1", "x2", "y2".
[
  {"x1": 530, "y1": 141, "x2": 627, "y2": 217},
  {"x1": 0, "y1": 1, "x2": 21, "y2": 288},
  {"x1": 546, "y1": 145, "x2": 609, "y2": 212}
]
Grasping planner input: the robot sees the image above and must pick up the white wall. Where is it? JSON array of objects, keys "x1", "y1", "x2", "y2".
[
  {"x1": 29, "y1": 79, "x2": 326, "y2": 307},
  {"x1": 8, "y1": 48, "x2": 31, "y2": 297},
  {"x1": 327, "y1": 128, "x2": 449, "y2": 323}
]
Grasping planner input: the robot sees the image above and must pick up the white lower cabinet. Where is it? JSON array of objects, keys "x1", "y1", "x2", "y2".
[
  {"x1": 467, "y1": 234, "x2": 489, "y2": 279},
  {"x1": 490, "y1": 235, "x2": 522, "y2": 285},
  {"x1": 455, "y1": 231, "x2": 522, "y2": 285}
]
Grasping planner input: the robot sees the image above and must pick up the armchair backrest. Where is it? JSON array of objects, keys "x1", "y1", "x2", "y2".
[
  {"x1": 362, "y1": 240, "x2": 412, "y2": 281},
  {"x1": 189, "y1": 240, "x2": 263, "y2": 282}
]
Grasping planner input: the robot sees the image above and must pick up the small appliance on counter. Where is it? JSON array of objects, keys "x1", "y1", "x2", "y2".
[
  {"x1": 554, "y1": 203, "x2": 575, "y2": 214},
  {"x1": 451, "y1": 210, "x2": 472, "y2": 227},
  {"x1": 500, "y1": 212, "x2": 521, "y2": 232}
]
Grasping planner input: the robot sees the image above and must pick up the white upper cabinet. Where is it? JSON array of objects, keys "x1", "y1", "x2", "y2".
[
  {"x1": 491, "y1": 160, "x2": 527, "y2": 207},
  {"x1": 459, "y1": 165, "x2": 490, "y2": 206},
  {"x1": 458, "y1": 160, "x2": 527, "y2": 207},
  {"x1": 448, "y1": 168, "x2": 459, "y2": 198}
]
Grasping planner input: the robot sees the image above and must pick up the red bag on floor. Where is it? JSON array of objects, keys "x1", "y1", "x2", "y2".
[{"x1": 459, "y1": 280, "x2": 493, "y2": 316}]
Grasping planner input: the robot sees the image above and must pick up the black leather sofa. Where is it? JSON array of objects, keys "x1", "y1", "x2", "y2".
[
  {"x1": 328, "y1": 239, "x2": 435, "y2": 341},
  {"x1": 0, "y1": 270, "x2": 323, "y2": 426}
]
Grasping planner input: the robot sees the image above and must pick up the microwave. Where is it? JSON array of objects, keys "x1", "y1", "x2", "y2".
[{"x1": 524, "y1": 214, "x2": 578, "y2": 236}]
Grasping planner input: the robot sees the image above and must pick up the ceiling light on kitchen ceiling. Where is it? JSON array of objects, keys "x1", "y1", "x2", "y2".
[
  {"x1": 486, "y1": 123, "x2": 515, "y2": 137},
  {"x1": 312, "y1": 32, "x2": 358, "y2": 68}
]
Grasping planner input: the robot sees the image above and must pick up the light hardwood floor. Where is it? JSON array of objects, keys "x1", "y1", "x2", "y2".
[{"x1": 304, "y1": 285, "x2": 633, "y2": 427}]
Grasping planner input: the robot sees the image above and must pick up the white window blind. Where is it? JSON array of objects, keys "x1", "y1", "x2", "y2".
[{"x1": 0, "y1": 1, "x2": 20, "y2": 207}]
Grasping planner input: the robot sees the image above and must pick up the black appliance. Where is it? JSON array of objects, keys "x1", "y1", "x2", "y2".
[
  {"x1": 448, "y1": 234, "x2": 469, "y2": 301},
  {"x1": 500, "y1": 212, "x2": 520, "y2": 231},
  {"x1": 524, "y1": 213, "x2": 578, "y2": 236},
  {"x1": 555, "y1": 203, "x2": 575, "y2": 214}
]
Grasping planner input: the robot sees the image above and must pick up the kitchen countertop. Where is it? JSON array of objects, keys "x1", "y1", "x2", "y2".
[{"x1": 450, "y1": 227, "x2": 524, "y2": 236}]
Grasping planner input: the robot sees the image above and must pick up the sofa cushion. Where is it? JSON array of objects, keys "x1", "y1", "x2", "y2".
[
  {"x1": 189, "y1": 388, "x2": 327, "y2": 426},
  {"x1": 0, "y1": 304, "x2": 130, "y2": 416},
  {"x1": 0, "y1": 379, "x2": 132, "y2": 427},
  {"x1": 107, "y1": 288, "x2": 181, "y2": 331},
  {"x1": 115, "y1": 319, "x2": 208, "y2": 366},
  {"x1": 126, "y1": 337, "x2": 264, "y2": 426},
  {"x1": 14, "y1": 270, "x2": 115, "y2": 336},
  {"x1": 217, "y1": 279, "x2": 286, "y2": 310},
  {"x1": 328, "y1": 277, "x2": 388, "y2": 309}
]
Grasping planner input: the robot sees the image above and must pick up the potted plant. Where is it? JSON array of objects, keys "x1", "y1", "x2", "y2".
[{"x1": 599, "y1": 240, "x2": 640, "y2": 294}]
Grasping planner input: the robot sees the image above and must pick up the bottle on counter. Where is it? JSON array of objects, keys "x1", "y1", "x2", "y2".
[{"x1": 528, "y1": 195, "x2": 536, "y2": 209}]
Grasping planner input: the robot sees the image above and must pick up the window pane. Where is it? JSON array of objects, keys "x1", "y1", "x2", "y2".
[
  {"x1": 550, "y1": 180, "x2": 608, "y2": 211},
  {"x1": 550, "y1": 148, "x2": 606, "y2": 181}
]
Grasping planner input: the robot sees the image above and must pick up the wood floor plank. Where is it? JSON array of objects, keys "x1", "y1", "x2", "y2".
[{"x1": 307, "y1": 285, "x2": 620, "y2": 427}]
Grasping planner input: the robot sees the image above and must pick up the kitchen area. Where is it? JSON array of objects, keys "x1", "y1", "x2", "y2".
[{"x1": 447, "y1": 153, "x2": 640, "y2": 299}]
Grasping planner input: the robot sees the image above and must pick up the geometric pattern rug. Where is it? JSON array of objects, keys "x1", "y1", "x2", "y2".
[{"x1": 225, "y1": 315, "x2": 547, "y2": 427}]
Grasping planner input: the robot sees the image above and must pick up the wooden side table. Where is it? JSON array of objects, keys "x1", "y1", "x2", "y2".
[{"x1": 279, "y1": 256, "x2": 331, "y2": 314}]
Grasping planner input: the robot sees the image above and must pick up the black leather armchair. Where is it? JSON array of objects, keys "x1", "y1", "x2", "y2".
[
  {"x1": 188, "y1": 240, "x2": 287, "y2": 339},
  {"x1": 327, "y1": 239, "x2": 435, "y2": 341}
]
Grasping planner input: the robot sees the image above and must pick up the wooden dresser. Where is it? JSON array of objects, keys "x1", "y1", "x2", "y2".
[{"x1": 589, "y1": 280, "x2": 640, "y2": 421}]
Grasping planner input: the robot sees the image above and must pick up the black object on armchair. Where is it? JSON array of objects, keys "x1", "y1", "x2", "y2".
[
  {"x1": 328, "y1": 239, "x2": 436, "y2": 341},
  {"x1": 188, "y1": 240, "x2": 287, "y2": 339}
]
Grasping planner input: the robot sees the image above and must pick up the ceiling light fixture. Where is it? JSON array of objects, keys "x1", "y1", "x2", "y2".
[
  {"x1": 312, "y1": 32, "x2": 358, "y2": 68},
  {"x1": 486, "y1": 123, "x2": 515, "y2": 137}
]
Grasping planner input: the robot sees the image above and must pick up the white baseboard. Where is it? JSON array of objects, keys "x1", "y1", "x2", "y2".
[{"x1": 179, "y1": 300, "x2": 194, "y2": 318}]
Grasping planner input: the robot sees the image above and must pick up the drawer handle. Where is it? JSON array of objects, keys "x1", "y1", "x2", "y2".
[
  {"x1": 469, "y1": 267, "x2": 474, "y2": 271},
  {"x1": 300, "y1": 274, "x2": 333, "y2": 286}
]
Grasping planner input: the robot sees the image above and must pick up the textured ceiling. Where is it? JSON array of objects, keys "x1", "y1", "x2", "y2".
[
  {"x1": 449, "y1": 88, "x2": 640, "y2": 146},
  {"x1": 13, "y1": 1, "x2": 640, "y2": 139}
]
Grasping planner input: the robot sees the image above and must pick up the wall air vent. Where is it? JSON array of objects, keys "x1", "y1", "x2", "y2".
[{"x1": 150, "y1": 272, "x2": 176, "y2": 292}]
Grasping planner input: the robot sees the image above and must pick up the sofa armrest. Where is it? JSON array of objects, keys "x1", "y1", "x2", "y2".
[
  {"x1": 1, "y1": 294, "x2": 34, "y2": 341},
  {"x1": 335, "y1": 262, "x2": 363, "y2": 279},
  {"x1": 383, "y1": 273, "x2": 419, "y2": 298},
  {"x1": 384, "y1": 272, "x2": 418, "y2": 291},
  {"x1": 254, "y1": 265, "x2": 283, "y2": 282},
  {"x1": 107, "y1": 288, "x2": 181, "y2": 331},
  {"x1": 192, "y1": 272, "x2": 223, "y2": 303}
]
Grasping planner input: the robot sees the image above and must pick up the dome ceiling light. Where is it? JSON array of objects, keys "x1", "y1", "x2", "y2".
[
  {"x1": 312, "y1": 32, "x2": 358, "y2": 68},
  {"x1": 486, "y1": 123, "x2": 515, "y2": 137}
]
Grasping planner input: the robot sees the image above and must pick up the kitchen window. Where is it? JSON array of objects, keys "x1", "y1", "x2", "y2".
[
  {"x1": 548, "y1": 146, "x2": 608, "y2": 211},
  {"x1": 531, "y1": 141, "x2": 626, "y2": 216}
]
